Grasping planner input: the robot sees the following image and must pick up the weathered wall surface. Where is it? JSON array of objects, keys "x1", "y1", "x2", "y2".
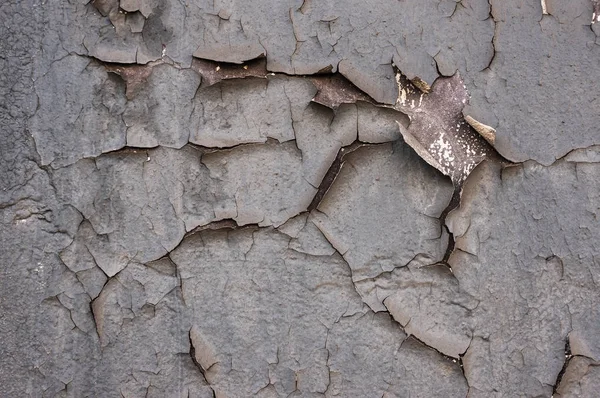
[{"x1": 1, "y1": 0, "x2": 599, "y2": 397}]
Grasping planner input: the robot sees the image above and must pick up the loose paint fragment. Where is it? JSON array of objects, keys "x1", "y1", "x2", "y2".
[
  {"x1": 300, "y1": 67, "x2": 496, "y2": 187},
  {"x1": 541, "y1": 0, "x2": 548, "y2": 15},
  {"x1": 465, "y1": 115, "x2": 496, "y2": 145},
  {"x1": 393, "y1": 71, "x2": 494, "y2": 185},
  {"x1": 103, "y1": 56, "x2": 494, "y2": 190}
]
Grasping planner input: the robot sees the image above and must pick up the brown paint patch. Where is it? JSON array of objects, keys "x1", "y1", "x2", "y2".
[
  {"x1": 191, "y1": 57, "x2": 268, "y2": 87},
  {"x1": 309, "y1": 74, "x2": 375, "y2": 109},
  {"x1": 105, "y1": 63, "x2": 154, "y2": 99}
]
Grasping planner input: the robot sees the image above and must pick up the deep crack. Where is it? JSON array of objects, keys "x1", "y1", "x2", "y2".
[
  {"x1": 189, "y1": 330, "x2": 217, "y2": 398},
  {"x1": 308, "y1": 141, "x2": 371, "y2": 211},
  {"x1": 552, "y1": 338, "x2": 572, "y2": 395}
]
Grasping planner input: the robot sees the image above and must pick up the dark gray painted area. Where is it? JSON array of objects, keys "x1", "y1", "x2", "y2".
[
  {"x1": 465, "y1": 0, "x2": 600, "y2": 165},
  {"x1": 1, "y1": 0, "x2": 599, "y2": 397}
]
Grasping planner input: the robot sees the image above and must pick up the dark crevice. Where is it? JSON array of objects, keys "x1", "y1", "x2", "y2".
[
  {"x1": 379, "y1": 300, "x2": 468, "y2": 364},
  {"x1": 442, "y1": 231, "x2": 455, "y2": 265},
  {"x1": 43, "y1": 146, "x2": 160, "y2": 170},
  {"x1": 189, "y1": 330, "x2": 217, "y2": 398},
  {"x1": 88, "y1": 299, "x2": 102, "y2": 344},
  {"x1": 307, "y1": 141, "x2": 372, "y2": 211},
  {"x1": 440, "y1": 186, "x2": 462, "y2": 265},
  {"x1": 165, "y1": 219, "x2": 262, "y2": 263},
  {"x1": 432, "y1": 54, "x2": 454, "y2": 78},
  {"x1": 459, "y1": 352, "x2": 470, "y2": 398},
  {"x1": 457, "y1": 337, "x2": 472, "y2": 391},
  {"x1": 185, "y1": 218, "x2": 250, "y2": 235},
  {"x1": 552, "y1": 338, "x2": 572, "y2": 395},
  {"x1": 483, "y1": 0, "x2": 497, "y2": 71},
  {"x1": 191, "y1": 136, "x2": 289, "y2": 153},
  {"x1": 550, "y1": 143, "x2": 600, "y2": 165},
  {"x1": 400, "y1": 328, "x2": 464, "y2": 364}
]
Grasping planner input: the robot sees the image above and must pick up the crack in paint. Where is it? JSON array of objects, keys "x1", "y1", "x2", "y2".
[
  {"x1": 552, "y1": 338, "x2": 573, "y2": 395},
  {"x1": 189, "y1": 330, "x2": 217, "y2": 398},
  {"x1": 307, "y1": 141, "x2": 370, "y2": 211}
]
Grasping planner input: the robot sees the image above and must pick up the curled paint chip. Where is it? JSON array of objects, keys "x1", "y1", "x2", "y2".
[
  {"x1": 393, "y1": 71, "x2": 495, "y2": 185},
  {"x1": 465, "y1": 115, "x2": 496, "y2": 145}
]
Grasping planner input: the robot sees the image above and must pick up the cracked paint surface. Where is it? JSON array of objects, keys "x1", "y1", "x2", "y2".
[{"x1": 2, "y1": 0, "x2": 600, "y2": 397}]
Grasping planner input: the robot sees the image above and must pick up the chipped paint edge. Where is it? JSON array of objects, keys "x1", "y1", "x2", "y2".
[
  {"x1": 396, "y1": 121, "x2": 445, "y2": 174},
  {"x1": 465, "y1": 115, "x2": 496, "y2": 145}
]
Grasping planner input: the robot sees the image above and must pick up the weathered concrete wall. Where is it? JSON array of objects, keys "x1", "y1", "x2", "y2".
[{"x1": 1, "y1": 0, "x2": 599, "y2": 397}]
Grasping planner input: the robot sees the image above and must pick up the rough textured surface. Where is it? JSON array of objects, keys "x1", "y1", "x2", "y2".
[
  {"x1": 312, "y1": 141, "x2": 453, "y2": 285},
  {"x1": 555, "y1": 357, "x2": 600, "y2": 397},
  {"x1": 171, "y1": 226, "x2": 468, "y2": 397},
  {"x1": 465, "y1": 0, "x2": 600, "y2": 164},
  {"x1": 30, "y1": 55, "x2": 127, "y2": 167},
  {"x1": 124, "y1": 64, "x2": 201, "y2": 148},
  {"x1": 3, "y1": 0, "x2": 600, "y2": 396},
  {"x1": 446, "y1": 159, "x2": 600, "y2": 397}
]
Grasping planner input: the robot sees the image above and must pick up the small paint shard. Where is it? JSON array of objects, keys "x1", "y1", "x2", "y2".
[
  {"x1": 411, "y1": 76, "x2": 431, "y2": 94},
  {"x1": 465, "y1": 115, "x2": 496, "y2": 145},
  {"x1": 541, "y1": 0, "x2": 548, "y2": 15}
]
